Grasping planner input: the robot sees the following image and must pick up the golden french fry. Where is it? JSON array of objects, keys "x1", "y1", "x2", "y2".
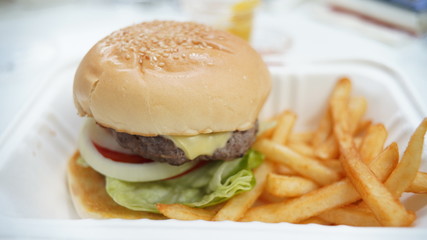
[
  {"x1": 354, "y1": 136, "x2": 364, "y2": 149},
  {"x1": 271, "y1": 111, "x2": 297, "y2": 145},
  {"x1": 247, "y1": 79, "x2": 426, "y2": 227},
  {"x1": 385, "y1": 119, "x2": 427, "y2": 198},
  {"x1": 368, "y1": 142, "x2": 399, "y2": 182},
  {"x1": 156, "y1": 204, "x2": 215, "y2": 221},
  {"x1": 241, "y1": 180, "x2": 358, "y2": 223},
  {"x1": 348, "y1": 96, "x2": 368, "y2": 134},
  {"x1": 359, "y1": 124, "x2": 388, "y2": 164},
  {"x1": 289, "y1": 132, "x2": 314, "y2": 144},
  {"x1": 253, "y1": 139, "x2": 340, "y2": 186},
  {"x1": 314, "y1": 79, "x2": 350, "y2": 160},
  {"x1": 329, "y1": 76, "x2": 415, "y2": 227},
  {"x1": 312, "y1": 108, "x2": 332, "y2": 147},
  {"x1": 266, "y1": 173, "x2": 318, "y2": 197},
  {"x1": 334, "y1": 124, "x2": 415, "y2": 227},
  {"x1": 329, "y1": 77, "x2": 352, "y2": 132},
  {"x1": 407, "y1": 172, "x2": 427, "y2": 194},
  {"x1": 212, "y1": 162, "x2": 272, "y2": 221},
  {"x1": 354, "y1": 120, "x2": 372, "y2": 137},
  {"x1": 273, "y1": 162, "x2": 296, "y2": 175},
  {"x1": 259, "y1": 189, "x2": 287, "y2": 203},
  {"x1": 288, "y1": 141, "x2": 316, "y2": 158},
  {"x1": 321, "y1": 159, "x2": 345, "y2": 177},
  {"x1": 319, "y1": 206, "x2": 380, "y2": 227},
  {"x1": 241, "y1": 144, "x2": 397, "y2": 223},
  {"x1": 314, "y1": 135, "x2": 339, "y2": 160},
  {"x1": 299, "y1": 217, "x2": 331, "y2": 225},
  {"x1": 328, "y1": 142, "x2": 399, "y2": 215},
  {"x1": 204, "y1": 202, "x2": 226, "y2": 213}
]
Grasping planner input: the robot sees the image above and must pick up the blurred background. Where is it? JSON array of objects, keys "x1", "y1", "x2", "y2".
[{"x1": 0, "y1": 0, "x2": 426, "y2": 134}]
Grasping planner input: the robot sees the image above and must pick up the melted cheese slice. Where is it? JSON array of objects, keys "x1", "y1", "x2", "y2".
[{"x1": 165, "y1": 132, "x2": 232, "y2": 160}]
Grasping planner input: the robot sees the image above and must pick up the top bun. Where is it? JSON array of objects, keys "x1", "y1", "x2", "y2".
[{"x1": 73, "y1": 21, "x2": 271, "y2": 136}]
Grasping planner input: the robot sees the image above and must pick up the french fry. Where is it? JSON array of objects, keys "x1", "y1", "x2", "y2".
[
  {"x1": 241, "y1": 180, "x2": 358, "y2": 223},
  {"x1": 204, "y1": 203, "x2": 226, "y2": 213},
  {"x1": 319, "y1": 206, "x2": 380, "y2": 227},
  {"x1": 156, "y1": 204, "x2": 215, "y2": 221},
  {"x1": 348, "y1": 96, "x2": 368, "y2": 134},
  {"x1": 273, "y1": 162, "x2": 297, "y2": 175},
  {"x1": 253, "y1": 139, "x2": 340, "y2": 186},
  {"x1": 314, "y1": 79, "x2": 351, "y2": 161},
  {"x1": 354, "y1": 136, "x2": 364, "y2": 149},
  {"x1": 329, "y1": 77, "x2": 352, "y2": 132},
  {"x1": 314, "y1": 135, "x2": 339, "y2": 160},
  {"x1": 299, "y1": 217, "x2": 331, "y2": 225},
  {"x1": 289, "y1": 132, "x2": 314, "y2": 144},
  {"x1": 359, "y1": 124, "x2": 388, "y2": 164},
  {"x1": 321, "y1": 159, "x2": 345, "y2": 177},
  {"x1": 367, "y1": 142, "x2": 399, "y2": 182},
  {"x1": 351, "y1": 122, "x2": 426, "y2": 212},
  {"x1": 407, "y1": 172, "x2": 427, "y2": 194},
  {"x1": 259, "y1": 188, "x2": 287, "y2": 203},
  {"x1": 354, "y1": 120, "x2": 372, "y2": 137},
  {"x1": 312, "y1": 108, "x2": 332, "y2": 147},
  {"x1": 321, "y1": 137, "x2": 399, "y2": 219},
  {"x1": 347, "y1": 142, "x2": 398, "y2": 210},
  {"x1": 241, "y1": 144, "x2": 397, "y2": 223},
  {"x1": 288, "y1": 141, "x2": 316, "y2": 158},
  {"x1": 334, "y1": 125, "x2": 415, "y2": 226},
  {"x1": 330, "y1": 77, "x2": 415, "y2": 226},
  {"x1": 266, "y1": 174, "x2": 318, "y2": 197},
  {"x1": 213, "y1": 162, "x2": 272, "y2": 221},
  {"x1": 271, "y1": 111, "x2": 297, "y2": 145},
  {"x1": 385, "y1": 119, "x2": 427, "y2": 198}
]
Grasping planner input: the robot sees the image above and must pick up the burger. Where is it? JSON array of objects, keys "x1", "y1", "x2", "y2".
[{"x1": 68, "y1": 20, "x2": 271, "y2": 219}]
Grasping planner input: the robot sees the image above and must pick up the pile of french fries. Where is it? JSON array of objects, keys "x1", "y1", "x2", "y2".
[{"x1": 156, "y1": 78, "x2": 427, "y2": 227}]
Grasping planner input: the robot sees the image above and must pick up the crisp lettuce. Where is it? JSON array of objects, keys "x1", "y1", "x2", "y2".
[{"x1": 105, "y1": 150, "x2": 263, "y2": 213}]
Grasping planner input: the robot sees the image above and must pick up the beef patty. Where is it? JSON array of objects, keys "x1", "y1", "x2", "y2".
[{"x1": 111, "y1": 123, "x2": 258, "y2": 166}]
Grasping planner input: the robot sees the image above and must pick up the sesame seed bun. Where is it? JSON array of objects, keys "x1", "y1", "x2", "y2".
[{"x1": 73, "y1": 21, "x2": 271, "y2": 136}]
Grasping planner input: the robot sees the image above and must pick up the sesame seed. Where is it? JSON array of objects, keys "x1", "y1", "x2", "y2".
[{"x1": 100, "y1": 21, "x2": 229, "y2": 71}]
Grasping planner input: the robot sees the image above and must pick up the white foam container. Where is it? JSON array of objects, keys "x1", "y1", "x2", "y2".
[{"x1": 0, "y1": 59, "x2": 426, "y2": 239}]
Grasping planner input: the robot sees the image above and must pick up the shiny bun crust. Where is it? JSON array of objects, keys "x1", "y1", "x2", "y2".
[{"x1": 73, "y1": 21, "x2": 271, "y2": 136}]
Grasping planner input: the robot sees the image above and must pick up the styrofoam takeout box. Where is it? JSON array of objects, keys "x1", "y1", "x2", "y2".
[{"x1": 0, "y1": 59, "x2": 426, "y2": 239}]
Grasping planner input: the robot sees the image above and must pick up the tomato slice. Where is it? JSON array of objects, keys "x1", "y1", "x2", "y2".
[
  {"x1": 93, "y1": 142, "x2": 207, "y2": 180},
  {"x1": 93, "y1": 142, "x2": 153, "y2": 164}
]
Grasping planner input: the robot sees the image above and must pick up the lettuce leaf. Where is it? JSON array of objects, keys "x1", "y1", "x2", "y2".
[{"x1": 105, "y1": 150, "x2": 263, "y2": 213}]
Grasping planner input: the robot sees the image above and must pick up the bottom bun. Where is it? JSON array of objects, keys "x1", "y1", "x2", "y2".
[{"x1": 67, "y1": 151, "x2": 166, "y2": 219}]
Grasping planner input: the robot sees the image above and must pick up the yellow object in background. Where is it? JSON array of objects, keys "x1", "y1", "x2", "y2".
[{"x1": 227, "y1": 0, "x2": 260, "y2": 41}]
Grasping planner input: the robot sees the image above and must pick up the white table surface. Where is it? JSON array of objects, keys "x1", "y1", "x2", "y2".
[{"x1": 0, "y1": 0, "x2": 426, "y2": 136}]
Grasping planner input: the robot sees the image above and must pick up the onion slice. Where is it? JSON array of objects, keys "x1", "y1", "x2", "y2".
[
  {"x1": 78, "y1": 118, "x2": 199, "y2": 182},
  {"x1": 89, "y1": 122, "x2": 134, "y2": 154}
]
